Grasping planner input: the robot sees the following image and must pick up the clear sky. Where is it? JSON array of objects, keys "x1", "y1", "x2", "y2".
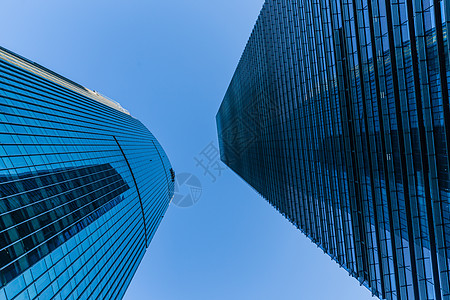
[{"x1": 2, "y1": 1, "x2": 374, "y2": 299}]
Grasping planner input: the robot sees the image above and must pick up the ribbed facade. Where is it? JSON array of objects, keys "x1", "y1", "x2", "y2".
[
  {"x1": 216, "y1": 0, "x2": 450, "y2": 299},
  {"x1": 0, "y1": 46, "x2": 174, "y2": 299}
]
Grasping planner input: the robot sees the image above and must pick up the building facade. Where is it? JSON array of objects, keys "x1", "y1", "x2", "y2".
[
  {"x1": 216, "y1": 0, "x2": 450, "y2": 299},
  {"x1": 0, "y1": 46, "x2": 174, "y2": 299}
]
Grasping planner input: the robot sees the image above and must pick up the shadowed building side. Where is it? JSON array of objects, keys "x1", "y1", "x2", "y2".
[{"x1": 217, "y1": 1, "x2": 450, "y2": 299}]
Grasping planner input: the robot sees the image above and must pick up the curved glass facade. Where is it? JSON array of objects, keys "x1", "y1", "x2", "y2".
[
  {"x1": 0, "y1": 46, "x2": 174, "y2": 299},
  {"x1": 217, "y1": 0, "x2": 450, "y2": 299}
]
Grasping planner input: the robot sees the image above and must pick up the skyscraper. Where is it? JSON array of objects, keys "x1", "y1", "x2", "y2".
[
  {"x1": 0, "y1": 46, "x2": 174, "y2": 299},
  {"x1": 216, "y1": 0, "x2": 450, "y2": 299}
]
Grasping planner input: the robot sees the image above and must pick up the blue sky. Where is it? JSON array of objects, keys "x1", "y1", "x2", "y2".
[{"x1": 2, "y1": 1, "x2": 373, "y2": 299}]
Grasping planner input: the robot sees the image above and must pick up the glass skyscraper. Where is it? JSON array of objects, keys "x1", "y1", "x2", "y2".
[
  {"x1": 217, "y1": 0, "x2": 450, "y2": 299},
  {"x1": 0, "y1": 46, "x2": 174, "y2": 299}
]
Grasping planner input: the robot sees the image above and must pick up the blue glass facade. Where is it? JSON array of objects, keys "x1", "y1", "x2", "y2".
[
  {"x1": 217, "y1": 0, "x2": 450, "y2": 299},
  {"x1": 0, "y1": 46, "x2": 174, "y2": 299}
]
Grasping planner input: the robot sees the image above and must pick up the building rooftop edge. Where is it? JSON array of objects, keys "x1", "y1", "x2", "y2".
[{"x1": 0, "y1": 46, "x2": 130, "y2": 116}]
